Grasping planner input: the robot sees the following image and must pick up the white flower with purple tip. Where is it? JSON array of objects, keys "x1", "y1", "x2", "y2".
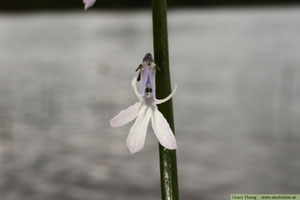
[
  {"x1": 110, "y1": 53, "x2": 177, "y2": 154},
  {"x1": 83, "y1": 0, "x2": 96, "y2": 10}
]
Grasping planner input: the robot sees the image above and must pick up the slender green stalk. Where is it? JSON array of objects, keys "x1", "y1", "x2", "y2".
[{"x1": 152, "y1": 0, "x2": 179, "y2": 199}]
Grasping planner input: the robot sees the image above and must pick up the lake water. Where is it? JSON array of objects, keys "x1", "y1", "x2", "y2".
[{"x1": 0, "y1": 7, "x2": 300, "y2": 200}]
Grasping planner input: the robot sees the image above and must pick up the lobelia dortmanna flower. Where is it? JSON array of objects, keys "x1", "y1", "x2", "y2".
[
  {"x1": 110, "y1": 53, "x2": 177, "y2": 154},
  {"x1": 83, "y1": 0, "x2": 96, "y2": 10}
]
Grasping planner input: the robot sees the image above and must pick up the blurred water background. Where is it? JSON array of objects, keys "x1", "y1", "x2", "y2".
[{"x1": 0, "y1": 6, "x2": 300, "y2": 200}]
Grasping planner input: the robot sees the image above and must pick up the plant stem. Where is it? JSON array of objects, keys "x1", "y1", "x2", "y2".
[{"x1": 152, "y1": 0, "x2": 179, "y2": 199}]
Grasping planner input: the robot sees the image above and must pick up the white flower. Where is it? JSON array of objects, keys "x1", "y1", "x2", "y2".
[
  {"x1": 83, "y1": 0, "x2": 96, "y2": 10},
  {"x1": 110, "y1": 54, "x2": 177, "y2": 154}
]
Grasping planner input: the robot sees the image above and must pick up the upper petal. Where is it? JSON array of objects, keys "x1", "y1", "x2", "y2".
[
  {"x1": 127, "y1": 105, "x2": 151, "y2": 154},
  {"x1": 154, "y1": 84, "x2": 177, "y2": 105},
  {"x1": 151, "y1": 107, "x2": 177, "y2": 150},
  {"x1": 110, "y1": 102, "x2": 142, "y2": 128},
  {"x1": 83, "y1": 0, "x2": 96, "y2": 10},
  {"x1": 132, "y1": 76, "x2": 143, "y2": 101}
]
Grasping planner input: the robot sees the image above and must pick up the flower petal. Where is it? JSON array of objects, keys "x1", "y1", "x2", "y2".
[
  {"x1": 110, "y1": 102, "x2": 142, "y2": 128},
  {"x1": 154, "y1": 84, "x2": 177, "y2": 105},
  {"x1": 83, "y1": 0, "x2": 96, "y2": 10},
  {"x1": 127, "y1": 105, "x2": 151, "y2": 153},
  {"x1": 132, "y1": 76, "x2": 143, "y2": 101},
  {"x1": 140, "y1": 64, "x2": 156, "y2": 98},
  {"x1": 151, "y1": 107, "x2": 177, "y2": 150}
]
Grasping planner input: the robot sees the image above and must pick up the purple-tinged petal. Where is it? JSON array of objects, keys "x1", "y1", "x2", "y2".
[
  {"x1": 151, "y1": 107, "x2": 177, "y2": 150},
  {"x1": 110, "y1": 102, "x2": 142, "y2": 128},
  {"x1": 83, "y1": 0, "x2": 96, "y2": 10},
  {"x1": 140, "y1": 64, "x2": 156, "y2": 98},
  {"x1": 126, "y1": 105, "x2": 151, "y2": 154}
]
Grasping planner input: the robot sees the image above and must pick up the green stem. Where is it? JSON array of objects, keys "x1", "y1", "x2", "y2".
[{"x1": 152, "y1": 0, "x2": 179, "y2": 200}]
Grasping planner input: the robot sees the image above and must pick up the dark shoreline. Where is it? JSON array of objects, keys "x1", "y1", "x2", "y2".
[{"x1": 1, "y1": 0, "x2": 300, "y2": 11}]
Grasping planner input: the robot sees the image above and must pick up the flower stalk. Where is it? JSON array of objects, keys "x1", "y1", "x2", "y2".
[{"x1": 152, "y1": 0, "x2": 179, "y2": 200}]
